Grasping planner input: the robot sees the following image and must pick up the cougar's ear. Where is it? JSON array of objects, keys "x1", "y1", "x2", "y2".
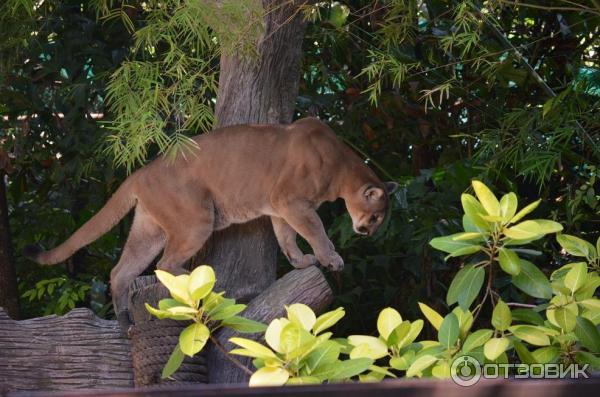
[
  {"x1": 385, "y1": 181, "x2": 399, "y2": 195},
  {"x1": 364, "y1": 185, "x2": 385, "y2": 201}
]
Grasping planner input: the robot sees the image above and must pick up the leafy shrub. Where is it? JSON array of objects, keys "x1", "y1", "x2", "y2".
[{"x1": 148, "y1": 181, "x2": 599, "y2": 385}]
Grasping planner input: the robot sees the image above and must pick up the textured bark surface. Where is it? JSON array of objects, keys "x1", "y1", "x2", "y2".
[
  {"x1": 0, "y1": 308, "x2": 133, "y2": 392},
  {"x1": 196, "y1": 0, "x2": 310, "y2": 303},
  {"x1": 0, "y1": 171, "x2": 19, "y2": 319},
  {"x1": 207, "y1": 266, "x2": 332, "y2": 384}
]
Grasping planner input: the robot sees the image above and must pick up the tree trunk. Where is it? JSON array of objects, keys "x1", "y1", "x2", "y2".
[
  {"x1": 0, "y1": 170, "x2": 19, "y2": 319},
  {"x1": 195, "y1": 0, "x2": 309, "y2": 302}
]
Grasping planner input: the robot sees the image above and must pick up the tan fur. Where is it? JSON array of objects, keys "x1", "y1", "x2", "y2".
[{"x1": 26, "y1": 117, "x2": 396, "y2": 320}]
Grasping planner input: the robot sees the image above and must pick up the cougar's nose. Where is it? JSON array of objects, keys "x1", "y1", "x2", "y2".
[{"x1": 356, "y1": 226, "x2": 368, "y2": 235}]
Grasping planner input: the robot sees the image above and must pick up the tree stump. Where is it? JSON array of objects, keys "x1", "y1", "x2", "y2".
[
  {"x1": 127, "y1": 276, "x2": 208, "y2": 387},
  {"x1": 0, "y1": 308, "x2": 133, "y2": 393}
]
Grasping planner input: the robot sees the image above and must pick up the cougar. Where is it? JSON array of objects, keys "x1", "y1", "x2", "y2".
[{"x1": 25, "y1": 117, "x2": 397, "y2": 328}]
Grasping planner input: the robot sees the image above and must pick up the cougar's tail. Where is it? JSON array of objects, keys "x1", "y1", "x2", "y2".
[{"x1": 24, "y1": 178, "x2": 137, "y2": 265}]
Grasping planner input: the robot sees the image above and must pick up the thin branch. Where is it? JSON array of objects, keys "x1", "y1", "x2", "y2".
[
  {"x1": 209, "y1": 334, "x2": 253, "y2": 376},
  {"x1": 506, "y1": 302, "x2": 537, "y2": 308}
]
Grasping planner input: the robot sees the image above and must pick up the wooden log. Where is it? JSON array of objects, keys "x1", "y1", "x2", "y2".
[
  {"x1": 206, "y1": 266, "x2": 333, "y2": 384},
  {"x1": 0, "y1": 308, "x2": 133, "y2": 393}
]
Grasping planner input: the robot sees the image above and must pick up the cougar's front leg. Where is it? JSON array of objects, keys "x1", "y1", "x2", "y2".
[
  {"x1": 271, "y1": 216, "x2": 317, "y2": 269},
  {"x1": 274, "y1": 203, "x2": 344, "y2": 271}
]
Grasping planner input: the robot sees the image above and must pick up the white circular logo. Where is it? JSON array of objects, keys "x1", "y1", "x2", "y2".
[{"x1": 451, "y1": 355, "x2": 482, "y2": 387}]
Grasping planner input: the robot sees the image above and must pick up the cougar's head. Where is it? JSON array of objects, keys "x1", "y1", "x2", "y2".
[{"x1": 346, "y1": 181, "x2": 398, "y2": 236}]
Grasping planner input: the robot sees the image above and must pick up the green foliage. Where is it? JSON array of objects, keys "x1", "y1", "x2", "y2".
[
  {"x1": 145, "y1": 265, "x2": 266, "y2": 378},
  {"x1": 95, "y1": 0, "x2": 264, "y2": 171},
  {"x1": 21, "y1": 276, "x2": 92, "y2": 315}
]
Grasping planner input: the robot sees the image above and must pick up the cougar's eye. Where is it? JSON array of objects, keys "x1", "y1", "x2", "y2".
[{"x1": 369, "y1": 214, "x2": 378, "y2": 225}]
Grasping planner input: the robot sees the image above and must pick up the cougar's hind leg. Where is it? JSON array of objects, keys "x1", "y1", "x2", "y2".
[
  {"x1": 110, "y1": 206, "x2": 165, "y2": 331},
  {"x1": 155, "y1": 205, "x2": 214, "y2": 275}
]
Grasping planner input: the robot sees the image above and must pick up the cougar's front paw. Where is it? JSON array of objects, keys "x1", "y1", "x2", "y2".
[{"x1": 317, "y1": 251, "x2": 344, "y2": 272}]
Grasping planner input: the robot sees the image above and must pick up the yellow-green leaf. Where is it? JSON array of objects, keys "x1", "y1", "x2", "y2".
[
  {"x1": 406, "y1": 354, "x2": 438, "y2": 377},
  {"x1": 510, "y1": 199, "x2": 541, "y2": 224},
  {"x1": 313, "y1": 307, "x2": 345, "y2": 335},
  {"x1": 491, "y1": 300, "x2": 512, "y2": 331},
  {"x1": 286, "y1": 304, "x2": 316, "y2": 331},
  {"x1": 499, "y1": 192, "x2": 518, "y2": 223},
  {"x1": 498, "y1": 247, "x2": 521, "y2": 276},
  {"x1": 418, "y1": 302, "x2": 443, "y2": 330},
  {"x1": 229, "y1": 337, "x2": 277, "y2": 359},
  {"x1": 249, "y1": 366, "x2": 289, "y2": 387},
  {"x1": 179, "y1": 323, "x2": 209, "y2": 357},
  {"x1": 564, "y1": 262, "x2": 587, "y2": 294},
  {"x1": 484, "y1": 337, "x2": 509, "y2": 360},
  {"x1": 377, "y1": 307, "x2": 402, "y2": 340},
  {"x1": 188, "y1": 265, "x2": 215, "y2": 301},
  {"x1": 265, "y1": 318, "x2": 289, "y2": 353},
  {"x1": 155, "y1": 270, "x2": 191, "y2": 304},
  {"x1": 509, "y1": 325, "x2": 550, "y2": 346},
  {"x1": 348, "y1": 335, "x2": 388, "y2": 360},
  {"x1": 472, "y1": 180, "x2": 500, "y2": 216}
]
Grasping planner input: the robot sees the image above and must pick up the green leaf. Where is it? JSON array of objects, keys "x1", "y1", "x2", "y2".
[
  {"x1": 429, "y1": 233, "x2": 482, "y2": 255},
  {"x1": 509, "y1": 325, "x2": 550, "y2": 346},
  {"x1": 249, "y1": 366, "x2": 289, "y2": 387},
  {"x1": 418, "y1": 302, "x2": 444, "y2": 330},
  {"x1": 386, "y1": 320, "x2": 410, "y2": 347},
  {"x1": 348, "y1": 335, "x2": 388, "y2": 360},
  {"x1": 438, "y1": 313, "x2": 459, "y2": 348},
  {"x1": 511, "y1": 308, "x2": 544, "y2": 326},
  {"x1": 209, "y1": 303, "x2": 246, "y2": 321},
  {"x1": 452, "y1": 306, "x2": 474, "y2": 337},
  {"x1": 513, "y1": 341, "x2": 536, "y2": 365},
  {"x1": 499, "y1": 193, "x2": 518, "y2": 223},
  {"x1": 576, "y1": 351, "x2": 600, "y2": 370},
  {"x1": 554, "y1": 307, "x2": 577, "y2": 332},
  {"x1": 461, "y1": 194, "x2": 491, "y2": 231},
  {"x1": 305, "y1": 340, "x2": 340, "y2": 373},
  {"x1": 483, "y1": 337, "x2": 510, "y2": 360},
  {"x1": 286, "y1": 304, "x2": 316, "y2": 331},
  {"x1": 510, "y1": 199, "x2": 541, "y2": 224},
  {"x1": 312, "y1": 358, "x2": 373, "y2": 380},
  {"x1": 377, "y1": 307, "x2": 402, "y2": 340},
  {"x1": 188, "y1": 265, "x2": 216, "y2": 301},
  {"x1": 161, "y1": 343, "x2": 185, "y2": 379},
  {"x1": 564, "y1": 262, "x2": 588, "y2": 294},
  {"x1": 179, "y1": 323, "x2": 210, "y2": 357},
  {"x1": 575, "y1": 317, "x2": 600, "y2": 352},
  {"x1": 265, "y1": 318, "x2": 287, "y2": 353},
  {"x1": 389, "y1": 350, "x2": 415, "y2": 371},
  {"x1": 557, "y1": 234, "x2": 596, "y2": 259},
  {"x1": 221, "y1": 316, "x2": 267, "y2": 333},
  {"x1": 155, "y1": 270, "x2": 191, "y2": 304},
  {"x1": 503, "y1": 220, "x2": 563, "y2": 241},
  {"x1": 462, "y1": 329, "x2": 493, "y2": 352},
  {"x1": 229, "y1": 337, "x2": 277, "y2": 359},
  {"x1": 491, "y1": 300, "x2": 512, "y2": 331},
  {"x1": 446, "y1": 265, "x2": 485, "y2": 310},
  {"x1": 313, "y1": 307, "x2": 345, "y2": 335},
  {"x1": 498, "y1": 247, "x2": 521, "y2": 276},
  {"x1": 406, "y1": 354, "x2": 438, "y2": 377},
  {"x1": 512, "y1": 259, "x2": 552, "y2": 299},
  {"x1": 472, "y1": 180, "x2": 500, "y2": 216}
]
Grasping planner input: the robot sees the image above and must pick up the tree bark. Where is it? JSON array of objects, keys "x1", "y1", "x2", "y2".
[
  {"x1": 0, "y1": 170, "x2": 19, "y2": 319},
  {"x1": 195, "y1": 0, "x2": 309, "y2": 302}
]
